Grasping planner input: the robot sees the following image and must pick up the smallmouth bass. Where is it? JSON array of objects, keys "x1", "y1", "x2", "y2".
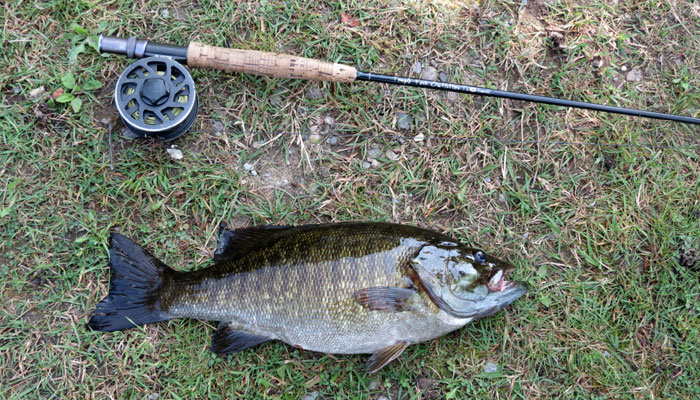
[{"x1": 87, "y1": 222, "x2": 527, "y2": 372}]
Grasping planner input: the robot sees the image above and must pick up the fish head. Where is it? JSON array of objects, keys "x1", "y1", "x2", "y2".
[{"x1": 411, "y1": 242, "x2": 527, "y2": 319}]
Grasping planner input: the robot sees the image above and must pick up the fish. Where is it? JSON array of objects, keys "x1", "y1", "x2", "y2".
[{"x1": 87, "y1": 222, "x2": 527, "y2": 372}]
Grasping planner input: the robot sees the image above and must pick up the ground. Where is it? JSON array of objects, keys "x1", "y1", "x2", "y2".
[{"x1": 1, "y1": 0, "x2": 699, "y2": 399}]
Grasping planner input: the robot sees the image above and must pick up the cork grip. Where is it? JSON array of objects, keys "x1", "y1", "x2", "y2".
[{"x1": 187, "y1": 42, "x2": 357, "y2": 83}]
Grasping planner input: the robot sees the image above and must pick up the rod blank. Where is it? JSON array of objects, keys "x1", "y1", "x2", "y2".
[{"x1": 355, "y1": 72, "x2": 700, "y2": 125}]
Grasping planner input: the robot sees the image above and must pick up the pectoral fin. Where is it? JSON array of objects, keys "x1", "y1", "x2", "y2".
[
  {"x1": 210, "y1": 322, "x2": 271, "y2": 354},
  {"x1": 352, "y1": 286, "x2": 416, "y2": 312},
  {"x1": 366, "y1": 341, "x2": 410, "y2": 373}
]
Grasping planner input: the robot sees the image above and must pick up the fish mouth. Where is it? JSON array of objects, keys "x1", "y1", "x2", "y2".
[
  {"x1": 487, "y1": 268, "x2": 518, "y2": 293},
  {"x1": 467, "y1": 279, "x2": 528, "y2": 320}
]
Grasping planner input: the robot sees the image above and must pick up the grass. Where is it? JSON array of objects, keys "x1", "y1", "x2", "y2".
[{"x1": 1, "y1": 0, "x2": 699, "y2": 398}]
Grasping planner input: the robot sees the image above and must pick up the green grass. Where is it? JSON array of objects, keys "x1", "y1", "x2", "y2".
[{"x1": 1, "y1": 0, "x2": 699, "y2": 398}]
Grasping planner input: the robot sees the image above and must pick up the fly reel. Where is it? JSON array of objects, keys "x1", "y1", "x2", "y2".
[{"x1": 115, "y1": 57, "x2": 198, "y2": 141}]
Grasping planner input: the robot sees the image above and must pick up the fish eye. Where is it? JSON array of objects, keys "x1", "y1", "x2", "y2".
[{"x1": 474, "y1": 251, "x2": 486, "y2": 264}]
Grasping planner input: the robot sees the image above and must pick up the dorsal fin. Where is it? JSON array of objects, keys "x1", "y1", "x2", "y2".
[{"x1": 213, "y1": 222, "x2": 293, "y2": 262}]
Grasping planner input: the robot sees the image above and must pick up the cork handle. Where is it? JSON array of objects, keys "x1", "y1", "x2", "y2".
[{"x1": 187, "y1": 42, "x2": 357, "y2": 83}]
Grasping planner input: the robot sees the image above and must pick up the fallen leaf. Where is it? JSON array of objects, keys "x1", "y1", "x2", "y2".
[
  {"x1": 52, "y1": 88, "x2": 64, "y2": 100},
  {"x1": 341, "y1": 12, "x2": 361, "y2": 27}
]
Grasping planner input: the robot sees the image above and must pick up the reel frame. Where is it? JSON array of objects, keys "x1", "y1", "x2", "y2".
[{"x1": 114, "y1": 56, "x2": 198, "y2": 141}]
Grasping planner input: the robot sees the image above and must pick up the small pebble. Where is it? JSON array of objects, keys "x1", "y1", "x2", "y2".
[
  {"x1": 385, "y1": 149, "x2": 399, "y2": 161},
  {"x1": 412, "y1": 61, "x2": 423, "y2": 75},
  {"x1": 304, "y1": 391, "x2": 319, "y2": 400},
  {"x1": 484, "y1": 361, "x2": 499, "y2": 373},
  {"x1": 148, "y1": 393, "x2": 160, "y2": 400},
  {"x1": 377, "y1": 396, "x2": 389, "y2": 400},
  {"x1": 269, "y1": 94, "x2": 283, "y2": 106},
  {"x1": 13, "y1": 87, "x2": 21, "y2": 95},
  {"x1": 484, "y1": 177, "x2": 492, "y2": 183},
  {"x1": 397, "y1": 112, "x2": 411, "y2": 130},
  {"x1": 603, "y1": 350, "x2": 611, "y2": 358},
  {"x1": 160, "y1": 9, "x2": 169, "y2": 18},
  {"x1": 29, "y1": 86, "x2": 45, "y2": 99},
  {"x1": 250, "y1": 170, "x2": 258, "y2": 176},
  {"x1": 420, "y1": 66, "x2": 438, "y2": 81},
  {"x1": 498, "y1": 193, "x2": 506, "y2": 204},
  {"x1": 213, "y1": 121, "x2": 224, "y2": 132},
  {"x1": 297, "y1": 106, "x2": 308, "y2": 115},
  {"x1": 324, "y1": 115, "x2": 335, "y2": 126},
  {"x1": 592, "y1": 57, "x2": 604, "y2": 68},
  {"x1": 306, "y1": 87, "x2": 323, "y2": 100},
  {"x1": 507, "y1": 18, "x2": 514, "y2": 25},
  {"x1": 626, "y1": 66, "x2": 642, "y2": 82},
  {"x1": 327, "y1": 136, "x2": 338, "y2": 145},
  {"x1": 309, "y1": 133, "x2": 322, "y2": 143},
  {"x1": 371, "y1": 159, "x2": 379, "y2": 168},
  {"x1": 438, "y1": 71, "x2": 449, "y2": 82},
  {"x1": 523, "y1": 232, "x2": 530, "y2": 239},
  {"x1": 368, "y1": 148, "x2": 381, "y2": 158},
  {"x1": 243, "y1": 162, "x2": 253, "y2": 171},
  {"x1": 413, "y1": 133, "x2": 424, "y2": 142},
  {"x1": 362, "y1": 161, "x2": 371, "y2": 169},
  {"x1": 368, "y1": 380, "x2": 380, "y2": 390},
  {"x1": 621, "y1": 65, "x2": 628, "y2": 72},
  {"x1": 166, "y1": 147, "x2": 183, "y2": 160}
]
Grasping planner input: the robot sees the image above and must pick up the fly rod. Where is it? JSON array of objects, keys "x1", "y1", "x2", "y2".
[{"x1": 98, "y1": 35, "x2": 700, "y2": 126}]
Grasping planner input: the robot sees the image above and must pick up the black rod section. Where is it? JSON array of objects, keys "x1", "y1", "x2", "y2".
[{"x1": 356, "y1": 71, "x2": 700, "y2": 126}]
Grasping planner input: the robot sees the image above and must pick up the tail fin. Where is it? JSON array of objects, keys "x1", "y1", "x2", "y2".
[{"x1": 87, "y1": 233, "x2": 174, "y2": 332}]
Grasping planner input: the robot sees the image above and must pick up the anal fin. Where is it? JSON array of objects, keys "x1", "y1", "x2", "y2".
[
  {"x1": 210, "y1": 322, "x2": 271, "y2": 355},
  {"x1": 366, "y1": 341, "x2": 410, "y2": 373},
  {"x1": 352, "y1": 286, "x2": 416, "y2": 312}
]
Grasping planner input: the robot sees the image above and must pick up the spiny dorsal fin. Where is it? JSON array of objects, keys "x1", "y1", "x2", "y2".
[
  {"x1": 213, "y1": 222, "x2": 292, "y2": 262},
  {"x1": 366, "y1": 341, "x2": 410, "y2": 373},
  {"x1": 210, "y1": 322, "x2": 271, "y2": 354},
  {"x1": 352, "y1": 286, "x2": 416, "y2": 312}
]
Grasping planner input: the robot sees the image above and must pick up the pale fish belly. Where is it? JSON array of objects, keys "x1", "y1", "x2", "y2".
[{"x1": 264, "y1": 309, "x2": 472, "y2": 354}]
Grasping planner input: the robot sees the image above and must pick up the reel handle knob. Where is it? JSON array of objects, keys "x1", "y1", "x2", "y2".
[{"x1": 187, "y1": 42, "x2": 357, "y2": 83}]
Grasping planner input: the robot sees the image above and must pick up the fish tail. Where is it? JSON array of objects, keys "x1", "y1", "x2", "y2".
[{"x1": 86, "y1": 233, "x2": 174, "y2": 332}]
